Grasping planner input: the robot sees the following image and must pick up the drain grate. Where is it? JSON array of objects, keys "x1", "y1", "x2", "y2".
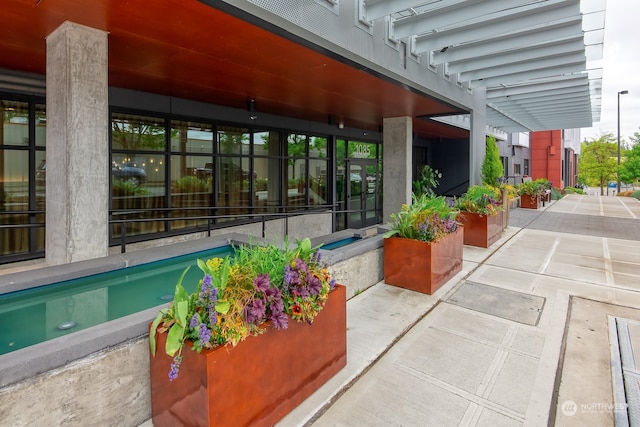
[
  {"x1": 609, "y1": 316, "x2": 640, "y2": 426},
  {"x1": 447, "y1": 281, "x2": 545, "y2": 326}
]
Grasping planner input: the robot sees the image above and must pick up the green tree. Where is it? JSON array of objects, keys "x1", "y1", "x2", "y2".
[
  {"x1": 620, "y1": 142, "x2": 640, "y2": 185},
  {"x1": 481, "y1": 135, "x2": 503, "y2": 186},
  {"x1": 579, "y1": 133, "x2": 617, "y2": 195}
]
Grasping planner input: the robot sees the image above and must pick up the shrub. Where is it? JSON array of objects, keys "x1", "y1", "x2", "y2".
[
  {"x1": 112, "y1": 179, "x2": 151, "y2": 197},
  {"x1": 550, "y1": 188, "x2": 563, "y2": 200},
  {"x1": 482, "y1": 136, "x2": 503, "y2": 186},
  {"x1": 453, "y1": 184, "x2": 503, "y2": 215},
  {"x1": 173, "y1": 175, "x2": 209, "y2": 193}
]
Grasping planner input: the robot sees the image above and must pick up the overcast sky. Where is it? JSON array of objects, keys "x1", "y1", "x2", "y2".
[{"x1": 580, "y1": 1, "x2": 640, "y2": 142}]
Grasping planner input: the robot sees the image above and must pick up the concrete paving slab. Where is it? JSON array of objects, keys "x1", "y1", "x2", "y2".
[
  {"x1": 430, "y1": 303, "x2": 512, "y2": 346},
  {"x1": 448, "y1": 281, "x2": 545, "y2": 326},
  {"x1": 488, "y1": 352, "x2": 539, "y2": 414},
  {"x1": 509, "y1": 327, "x2": 546, "y2": 358},
  {"x1": 476, "y1": 407, "x2": 522, "y2": 427},
  {"x1": 467, "y1": 265, "x2": 539, "y2": 293}
]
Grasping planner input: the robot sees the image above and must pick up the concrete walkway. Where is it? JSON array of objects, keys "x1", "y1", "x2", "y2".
[{"x1": 277, "y1": 194, "x2": 640, "y2": 427}]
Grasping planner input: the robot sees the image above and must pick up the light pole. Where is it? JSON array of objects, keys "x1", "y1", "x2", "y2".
[{"x1": 617, "y1": 90, "x2": 629, "y2": 193}]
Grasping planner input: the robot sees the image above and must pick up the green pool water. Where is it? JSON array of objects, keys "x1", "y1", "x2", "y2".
[{"x1": 0, "y1": 246, "x2": 233, "y2": 355}]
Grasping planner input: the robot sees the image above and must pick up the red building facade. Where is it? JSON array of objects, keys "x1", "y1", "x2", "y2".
[{"x1": 530, "y1": 130, "x2": 576, "y2": 189}]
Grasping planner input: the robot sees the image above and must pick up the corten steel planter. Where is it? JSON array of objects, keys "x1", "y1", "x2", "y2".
[
  {"x1": 383, "y1": 227, "x2": 463, "y2": 295},
  {"x1": 519, "y1": 194, "x2": 540, "y2": 209},
  {"x1": 457, "y1": 211, "x2": 504, "y2": 248},
  {"x1": 150, "y1": 284, "x2": 347, "y2": 427}
]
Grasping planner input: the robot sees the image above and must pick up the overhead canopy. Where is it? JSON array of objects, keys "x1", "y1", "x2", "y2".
[{"x1": 360, "y1": 0, "x2": 605, "y2": 133}]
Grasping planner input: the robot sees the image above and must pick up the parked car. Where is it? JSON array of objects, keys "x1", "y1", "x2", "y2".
[
  {"x1": 112, "y1": 162, "x2": 147, "y2": 185},
  {"x1": 35, "y1": 161, "x2": 147, "y2": 186}
]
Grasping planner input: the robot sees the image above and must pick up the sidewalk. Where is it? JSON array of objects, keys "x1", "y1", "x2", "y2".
[{"x1": 277, "y1": 194, "x2": 640, "y2": 426}]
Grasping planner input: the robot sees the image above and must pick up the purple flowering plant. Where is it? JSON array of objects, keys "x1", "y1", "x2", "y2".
[
  {"x1": 453, "y1": 184, "x2": 503, "y2": 216},
  {"x1": 150, "y1": 237, "x2": 336, "y2": 381},
  {"x1": 383, "y1": 193, "x2": 459, "y2": 243}
]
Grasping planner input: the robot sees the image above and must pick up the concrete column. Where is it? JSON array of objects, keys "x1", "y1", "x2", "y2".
[
  {"x1": 382, "y1": 116, "x2": 412, "y2": 223},
  {"x1": 45, "y1": 22, "x2": 109, "y2": 265},
  {"x1": 469, "y1": 87, "x2": 487, "y2": 186}
]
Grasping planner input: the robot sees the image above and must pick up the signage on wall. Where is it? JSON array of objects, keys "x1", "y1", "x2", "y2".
[{"x1": 351, "y1": 143, "x2": 372, "y2": 158}]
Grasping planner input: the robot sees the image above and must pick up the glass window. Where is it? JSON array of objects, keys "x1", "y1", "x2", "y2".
[
  {"x1": 218, "y1": 126, "x2": 249, "y2": 155},
  {"x1": 169, "y1": 121, "x2": 214, "y2": 229},
  {"x1": 111, "y1": 114, "x2": 166, "y2": 151},
  {"x1": 514, "y1": 163, "x2": 521, "y2": 175},
  {"x1": 216, "y1": 156, "x2": 251, "y2": 218},
  {"x1": 287, "y1": 133, "x2": 307, "y2": 157},
  {"x1": 111, "y1": 152, "x2": 166, "y2": 239},
  {"x1": 0, "y1": 150, "x2": 29, "y2": 255},
  {"x1": 335, "y1": 159, "x2": 346, "y2": 230},
  {"x1": 253, "y1": 130, "x2": 280, "y2": 212},
  {"x1": 287, "y1": 158, "x2": 307, "y2": 208},
  {"x1": 171, "y1": 154, "x2": 212, "y2": 230},
  {"x1": 170, "y1": 121, "x2": 213, "y2": 153},
  {"x1": 35, "y1": 104, "x2": 46, "y2": 147},
  {"x1": 2, "y1": 101, "x2": 29, "y2": 146},
  {"x1": 310, "y1": 136, "x2": 328, "y2": 158},
  {"x1": 336, "y1": 139, "x2": 346, "y2": 160}
]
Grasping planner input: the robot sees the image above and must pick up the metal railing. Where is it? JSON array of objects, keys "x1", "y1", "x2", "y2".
[
  {"x1": 109, "y1": 204, "x2": 339, "y2": 253},
  {"x1": 1, "y1": 203, "x2": 385, "y2": 259}
]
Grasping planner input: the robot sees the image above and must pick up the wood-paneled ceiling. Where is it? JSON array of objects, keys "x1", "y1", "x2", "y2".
[{"x1": 0, "y1": 0, "x2": 469, "y2": 140}]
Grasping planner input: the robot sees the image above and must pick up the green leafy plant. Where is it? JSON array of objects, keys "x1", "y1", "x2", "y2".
[
  {"x1": 516, "y1": 180, "x2": 544, "y2": 197},
  {"x1": 482, "y1": 135, "x2": 504, "y2": 186},
  {"x1": 500, "y1": 183, "x2": 518, "y2": 201},
  {"x1": 172, "y1": 175, "x2": 209, "y2": 193},
  {"x1": 150, "y1": 237, "x2": 336, "y2": 381},
  {"x1": 112, "y1": 179, "x2": 151, "y2": 197},
  {"x1": 384, "y1": 193, "x2": 458, "y2": 243},
  {"x1": 412, "y1": 165, "x2": 441, "y2": 196},
  {"x1": 453, "y1": 184, "x2": 503, "y2": 215}
]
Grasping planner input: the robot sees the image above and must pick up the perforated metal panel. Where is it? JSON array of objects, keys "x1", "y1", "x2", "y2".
[{"x1": 241, "y1": 0, "x2": 475, "y2": 110}]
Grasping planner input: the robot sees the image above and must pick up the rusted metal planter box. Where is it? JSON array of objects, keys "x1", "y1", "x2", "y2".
[
  {"x1": 383, "y1": 227, "x2": 463, "y2": 295},
  {"x1": 457, "y1": 211, "x2": 504, "y2": 248},
  {"x1": 150, "y1": 285, "x2": 347, "y2": 427},
  {"x1": 520, "y1": 194, "x2": 540, "y2": 209}
]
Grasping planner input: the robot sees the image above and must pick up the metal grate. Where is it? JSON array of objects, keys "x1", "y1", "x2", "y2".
[{"x1": 608, "y1": 316, "x2": 640, "y2": 426}]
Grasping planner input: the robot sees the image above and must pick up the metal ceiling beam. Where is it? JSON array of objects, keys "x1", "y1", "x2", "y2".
[
  {"x1": 446, "y1": 37, "x2": 585, "y2": 74},
  {"x1": 357, "y1": 0, "x2": 601, "y2": 133},
  {"x1": 487, "y1": 85, "x2": 590, "y2": 103},
  {"x1": 362, "y1": 0, "x2": 467, "y2": 22},
  {"x1": 413, "y1": 0, "x2": 580, "y2": 53},
  {"x1": 391, "y1": 0, "x2": 536, "y2": 40},
  {"x1": 430, "y1": 17, "x2": 583, "y2": 65},
  {"x1": 486, "y1": 74, "x2": 590, "y2": 98},
  {"x1": 460, "y1": 52, "x2": 585, "y2": 82},
  {"x1": 470, "y1": 62, "x2": 586, "y2": 88}
]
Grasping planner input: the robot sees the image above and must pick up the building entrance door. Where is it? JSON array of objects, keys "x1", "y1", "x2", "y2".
[{"x1": 346, "y1": 159, "x2": 379, "y2": 229}]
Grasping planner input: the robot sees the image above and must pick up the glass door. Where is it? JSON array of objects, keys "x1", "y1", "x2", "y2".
[{"x1": 346, "y1": 159, "x2": 380, "y2": 229}]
